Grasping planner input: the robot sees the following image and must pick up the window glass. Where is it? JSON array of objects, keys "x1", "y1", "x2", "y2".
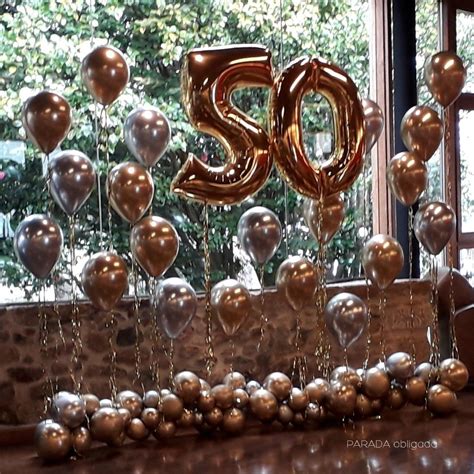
[
  {"x1": 457, "y1": 10, "x2": 474, "y2": 94},
  {"x1": 459, "y1": 110, "x2": 474, "y2": 233}
]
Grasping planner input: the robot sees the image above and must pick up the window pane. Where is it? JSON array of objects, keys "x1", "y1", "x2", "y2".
[
  {"x1": 460, "y1": 248, "x2": 474, "y2": 285},
  {"x1": 459, "y1": 110, "x2": 474, "y2": 233},
  {"x1": 457, "y1": 10, "x2": 474, "y2": 94}
]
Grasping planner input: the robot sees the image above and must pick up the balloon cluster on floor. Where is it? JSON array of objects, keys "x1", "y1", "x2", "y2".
[{"x1": 36, "y1": 355, "x2": 469, "y2": 461}]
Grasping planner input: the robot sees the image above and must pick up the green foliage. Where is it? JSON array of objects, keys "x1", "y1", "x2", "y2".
[{"x1": 0, "y1": 0, "x2": 371, "y2": 298}]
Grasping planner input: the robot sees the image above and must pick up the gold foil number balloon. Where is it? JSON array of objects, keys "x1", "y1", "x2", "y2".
[
  {"x1": 271, "y1": 56, "x2": 365, "y2": 199},
  {"x1": 172, "y1": 45, "x2": 274, "y2": 205}
]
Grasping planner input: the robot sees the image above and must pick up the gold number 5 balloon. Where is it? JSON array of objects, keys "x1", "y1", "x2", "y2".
[
  {"x1": 270, "y1": 57, "x2": 365, "y2": 199},
  {"x1": 171, "y1": 45, "x2": 274, "y2": 206}
]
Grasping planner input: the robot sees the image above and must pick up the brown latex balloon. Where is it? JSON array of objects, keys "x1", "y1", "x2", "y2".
[
  {"x1": 249, "y1": 388, "x2": 278, "y2": 422},
  {"x1": 174, "y1": 371, "x2": 201, "y2": 405},
  {"x1": 404, "y1": 376, "x2": 427, "y2": 405},
  {"x1": 90, "y1": 408, "x2": 124, "y2": 444},
  {"x1": 276, "y1": 256, "x2": 318, "y2": 311},
  {"x1": 327, "y1": 382, "x2": 357, "y2": 417},
  {"x1": 427, "y1": 384, "x2": 457, "y2": 416},
  {"x1": 107, "y1": 162, "x2": 154, "y2": 224},
  {"x1": 81, "y1": 45, "x2": 129, "y2": 106},
  {"x1": 14, "y1": 214, "x2": 63, "y2": 279},
  {"x1": 81, "y1": 252, "x2": 128, "y2": 311},
  {"x1": 130, "y1": 216, "x2": 179, "y2": 277},
  {"x1": 222, "y1": 408, "x2": 246, "y2": 434},
  {"x1": 401, "y1": 106, "x2": 443, "y2": 161},
  {"x1": 271, "y1": 56, "x2": 365, "y2": 200},
  {"x1": 439, "y1": 358, "x2": 469, "y2": 392},
  {"x1": 263, "y1": 372, "x2": 292, "y2": 401},
  {"x1": 425, "y1": 51, "x2": 467, "y2": 107},
  {"x1": 172, "y1": 45, "x2": 274, "y2": 205},
  {"x1": 362, "y1": 367, "x2": 390, "y2": 399},
  {"x1": 361, "y1": 234, "x2": 404, "y2": 290},
  {"x1": 124, "y1": 106, "x2": 171, "y2": 168},
  {"x1": 387, "y1": 152, "x2": 428, "y2": 206},
  {"x1": 22, "y1": 91, "x2": 72, "y2": 154},
  {"x1": 211, "y1": 279, "x2": 252, "y2": 337},
  {"x1": 304, "y1": 378, "x2": 330, "y2": 404},
  {"x1": 49, "y1": 150, "x2": 96, "y2": 216},
  {"x1": 303, "y1": 194, "x2": 345, "y2": 245},
  {"x1": 414, "y1": 201, "x2": 456, "y2": 256},
  {"x1": 35, "y1": 420, "x2": 72, "y2": 461},
  {"x1": 362, "y1": 98, "x2": 384, "y2": 154}
]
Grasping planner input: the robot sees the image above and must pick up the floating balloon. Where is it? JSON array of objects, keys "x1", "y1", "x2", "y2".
[
  {"x1": 48, "y1": 150, "x2": 96, "y2": 216},
  {"x1": 211, "y1": 279, "x2": 252, "y2": 337},
  {"x1": 35, "y1": 420, "x2": 72, "y2": 461},
  {"x1": 237, "y1": 206, "x2": 282, "y2": 266},
  {"x1": 14, "y1": 214, "x2": 63, "y2": 279},
  {"x1": 387, "y1": 152, "x2": 428, "y2": 206},
  {"x1": 361, "y1": 234, "x2": 404, "y2": 290},
  {"x1": 401, "y1": 106, "x2": 443, "y2": 161},
  {"x1": 276, "y1": 256, "x2": 317, "y2": 311},
  {"x1": 324, "y1": 292, "x2": 368, "y2": 349},
  {"x1": 107, "y1": 162, "x2": 154, "y2": 224},
  {"x1": 81, "y1": 252, "x2": 128, "y2": 311},
  {"x1": 155, "y1": 278, "x2": 197, "y2": 339},
  {"x1": 130, "y1": 216, "x2": 179, "y2": 277},
  {"x1": 303, "y1": 194, "x2": 345, "y2": 244},
  {"x1": 271, "y1": 56, "x2": 365, "y2": 199},
  {"x1": 81, "y1": 45, "x2": 129, "y2": 106},
  {"x1": 22, "y1": 91, "x2": 72, "y2": 154},
  {"x1": 414, "y1": 201, "x2": 456, "y2": 255},
  {"x1": 425, "y1": 52, "x2": 466, "y2": 107},
  {"x1": 172, "y1": 45, "x2": 274, "y2": 205},
  {"x1": 362, "y1": 98, "x2": 384, "y2": 154},
  {"x1": 124, "y1": 106, "x2": 171, "y2": 168}
]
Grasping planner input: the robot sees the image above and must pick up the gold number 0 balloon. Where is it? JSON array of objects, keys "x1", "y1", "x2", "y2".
[
  {"x1": 171, "y1": 45, "x2": 274, "y2": 205},
  {"x1": 270, "y1": 57, "x2": 366, "y2": 199}
]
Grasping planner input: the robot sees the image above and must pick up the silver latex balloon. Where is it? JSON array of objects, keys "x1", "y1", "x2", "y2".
[
  {"x1": 35, "y1": 420, "x2": 72, "y2": 461},
  {"x1": 237, "y1": 206, "x2": 282, "y2": 266},
  {"x1": 48, "y1": 150, "x2": 96, "y2": 216},
  {"x1": 14, "y1": 214, "x2": 63, "y2": 279},
  {"x1": 324, "y1": 292, "x2": 368, "y2": 349},
  {"x1": 155, "y1": 277, "x2": 197, "y2": 339},
  {"x1": 124, "y1": 106, "x2": 171, "y2": 168},
  {"x1": 386, "y1": 352, "x2": 414, "y2": 380},
  {"x1": 51, "y1": 391, "x2": 86, "y2": 429}
]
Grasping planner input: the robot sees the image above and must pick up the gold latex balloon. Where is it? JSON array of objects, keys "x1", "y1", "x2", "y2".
[
  {"x1": 387, "y1": 152, "x2": 428, "y2": 206},
  {"x1": 404, "y1": 376, "x2": 427, "y2": 405},
  {"x1": 278, "y1": 404, "x2": 294, "y2": 425},
  {"x1": 414, "y1": 201, "x2": 456, "y2": 255},
  {"x1": 211, "y1": 279, "x2": 252, "y2": 337},
  {"x1": 363, "y1": 367, "x2": 390, "y2": 399},
  {"x1": 361, "y1": 234, "x2": 404, "y2": 290},
  {"x1": 72, "y1": 426, "x2": 92, "y2": 456},
  {"x1": 237, "y1": 206, "x2": 282, "y2": 266},
  {"x1": 223, "y1": 371, "x2": 246, "y2": 390},
  {"x1": 81, "y1": 45, "x2": 129, "y2": 106},
  {"x1": 386, "y1": 352, "x2": 414, "y2": 381},
  {"x1": 177, "y1": 408, "x2": 195, "y2": 428},
  {"x1": 233, "y1": 389, "x2": 249, "y2": 409},
  {"x1": 424, "y1": 51, "x2": 467, "y2": 107},
  {"x1": 304, "y1": 378, "x2": 330, "y2": 404},
  {"x1": 197, "y1": 391, "x2": 216, "y2": 413},
  {"x1": 362, "y1": 98, "x2": 384, "y2": 154},
  {"x1": 327, "y1": 382, "x2": 357, "y2": 417},
  {"x1": 14, "y1": 214, "x2": 63, "y2": 279},
  {"x1": 22, "y1": 91, "x2": 72, "y2": 154},
  {"x1": 249, "y1": 388, "x2": 279, "y2": 422},
  {"x1": 81, "y1": 252, "x2": 128, "y2": 312},
  {"x1": 90, "y1": 408, "x2": 124, "y2": 444},
  {"x1": 439, "y1": 358, "x2": 469, "y2": 392},
  {"x1": 211, "y1": 384, "x2": 234, "y2": 410},
  {"x1": 116, "y1": 390, "x2": 143, "y2": 418},
  {"x1": 172, "y1": 45, "x2": 274, "y2": 205},
  {"x1": 126, "y1": 418, "x2": 149, "y2": 441},
  {"x1": 303, "y1": 194, "x2": 345, "y2": 245},
  {"x1": 330, "y1": 366, "x2": 361, "y2": 389},
  {"x1": 276, "y1": 256, "x2": 318, "y2": 311},
  {"x1": 222, "y1": 408, "x2": 246, "y2": 434},
  {"x1": 263, "y1": 372, "x2": 292, "y2": 401},
  {"x1": 35, "y1": 420, "x2": 72, "y2": 461},
  {"x1": 49, "y1": 150, "x2": 96, "y2": 216},
  {"x1": 427, "y1": 384, "x2": 457, "y2": 416},
  {"x1": 161, "y1": 394, "x2": 184, "y2": 421},
  {"x1": 130, "y1": 216, "x2": 179, "y2": 278},
  {"x1": 107, "y1": 162, "x2": 154, "y2": 225},
  {"x1": 288, "y1": 387, "x2": 309, "y2": 412},
  {"x1": 401, "y1": 106, "x2": 443, "y2": 161},
  {"x1": 174, "y1": 371, "x2": 201, "y2": 405},
  {"x1": 204, "y1": 407, "x2": 224, "y2": 427},
  {"x1": 270, "y1": 56, "x2": 365, "y2": 200}
]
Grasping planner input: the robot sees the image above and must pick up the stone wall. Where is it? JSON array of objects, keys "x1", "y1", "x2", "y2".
[{"x1": 0, "y1": 279, "x2": 432, "y2": 424}]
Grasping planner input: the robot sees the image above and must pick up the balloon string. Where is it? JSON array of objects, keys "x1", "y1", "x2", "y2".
[
  {"x1": 38, "y1": 282, "x2": 52, "y2": 417},
  {"x1": 363, "y1": 276, "x2": 372, "y2": 369},
  {"x1": 69, "y1": 215, "x2": 83, "y2": 393},
  {"x1": 94, "y1": 100, "x2": 104, "y2": 250},
  {"x1": 168, "y1": 339, "x2": 175, "y2": 389},
  {"x1": 378, "y1": 289, "x2": 387, "y2": 363},
  {"x1": 102, "y1": 107, "x2": 114, "y2": 251},
  {"x1": 408, "y1": 206, "x2": 416, "y2": 363},
  {"x1": 291, "y1": 311, "x2": 307, "y2": 387},
  {"x1": 229, "y1": 338, "x2": 235, "y2": 374},
  {"x1": 106, "y1": 311, "x2": 118, "y2": 401},
  {"x1": 343, "y1": 346, "x2": 349, "y2": 368},
  {"x1": 203, "y1": 204, "x2": 216, "y2": 377},
  {"x1": 429, "y1": 256, "x2": 441, "y2": 367},
  {"x1": 150, "y1": 277, "x2": 161, "y2": 391},
  {"x1": 131, "y1": 253, "x2": 144, "y2": 394},
  {"x1": 444, "y1": 106, "x2": 459, "y2": 359},
  {"x1": 256, "y1": 264, "x2": 267, "y2": 352}
]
